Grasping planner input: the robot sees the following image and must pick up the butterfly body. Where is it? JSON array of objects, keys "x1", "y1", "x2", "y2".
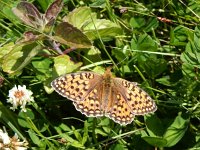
[{"x1": 51, "y1": 68, "x2": 157, "y2": 125}]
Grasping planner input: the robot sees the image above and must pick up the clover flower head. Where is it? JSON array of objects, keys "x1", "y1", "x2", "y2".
[
  {"x1": 7, "y1": 85, "x2": 34, "y2": 112},
  {"x1": 0, "y1": 129, "x2": 28, "y2": 150}
]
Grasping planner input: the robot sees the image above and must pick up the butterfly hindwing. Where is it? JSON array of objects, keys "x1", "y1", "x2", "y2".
[
  {"x1": 73, "y1": 84, "x2": 104, "y2": 117},
  {"x1": 105, "y1": 88, "x2": 134, "y2": 125},
  {"x1": 113, "y1": 78, "x2": 157, "y2": 115}
]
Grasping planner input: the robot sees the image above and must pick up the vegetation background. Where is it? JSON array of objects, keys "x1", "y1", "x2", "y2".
[{"x1": 0, "y1": 0, "x2": 200, "y2": 149}]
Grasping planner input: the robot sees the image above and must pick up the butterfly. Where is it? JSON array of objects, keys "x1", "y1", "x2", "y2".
[{"x1": 51, "y1": 68, "x2": 157, "y2": 125}]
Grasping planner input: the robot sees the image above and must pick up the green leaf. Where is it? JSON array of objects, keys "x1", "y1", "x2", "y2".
[
  {"x1": 28, "y1": 129, "x2": 45, "y2": 147},
  {"x1": 142, "y1": 136, "x2": 167, "y2": 148},
  {"x1": 32, "y1": 57, "x2": 52, "y2": 80},
  {"x1": 60, "y1": 133, "x2": 85, "y2": 149},
  {"x1": 163, "y1": 113, "x2": 189, "y2": 147},
  {"x1": 52, "y1": 55, "x2": 82, "y2": 76},
  {"x1": 64, "y1": 6, "x2": 97, "y2": 29},
  {"x1": 83, "y1": 47, "x2": 101, "y2": 65},
  {"x1": 18, "y1": 109, "x2": 35, "y2": 128},
  {"x1": 144, "y1": 17, "x2": 159, "y2": 32},
  {"x1": 84, "y1": 19, "x2": 122, "y2": 41},
  {"x1": 64, "y1": 6, "x2": 122, "y2": 40},
  {"x1": 139, "y1": 57, "x2": 167, "y2": 78},
  {"x1": 54, "y1": 22, "x2": 92, "y2": 48},
  {"x1": 131, "y1": 33, "x2": 158, "y2": 51},
  {"x1": 95, "y1": 128, "x2": 108, "y2": 136},
  {"x1": 130, "y1": 17, "x2": 158, "y2": 32},
  {"x1": 130, "y1": 17, "x2": 146, "y2": 28},
  {"x1": 145, "y1": 115, "x2": 165, "y2": 137},
  {"x1": 2, "y1": 42, "x2": 42, "y2": 74},
  {"x1": 182, "y1": 62, "x2": 197, "y2": 77},
  {"x1": 181, "y1": 26, "x2": 200, "y2": 67},
  {"x1": 71, "y1": 126, "x2": 83, "y2": 143},
  {"x1": 0, "y1": 42, "x2": 15, "y2": 64},
  {"x1": 82, "y1": 121, "x2": 88, "y2": 145},
  {"x1": 170, "y1": 26, "x2": 192, "y2": 46},
  {"x1": 110, "y1": 143, "x2": 126, "y2": 150}
]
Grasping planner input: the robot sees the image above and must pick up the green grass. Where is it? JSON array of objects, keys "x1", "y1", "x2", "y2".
[{"x1": 0, "y1": 0, "x2": 200, "y2": 149}]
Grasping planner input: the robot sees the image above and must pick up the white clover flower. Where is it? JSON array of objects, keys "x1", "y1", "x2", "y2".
[
  {"x1": 7, "y1": 85, "x2": 34, "y2": 112},
  {"x1": 0, "y1": 129, "x2": 28, "y2": 150},
  {"x1": 0, "y1": 129, "x2": 10, "y2": 145}
]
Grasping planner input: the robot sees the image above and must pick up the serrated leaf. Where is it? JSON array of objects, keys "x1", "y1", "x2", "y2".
[
  {"x1": 54, "y1": 22, "x2": 92, "y2": 48},
  {"x1": 52, "y1": 55, "x2": 82, "y2": 76},
  {"x1": 2, "y1": 43, "x2": 42, "y2": 74},
  {"x1": 0, "y1": 42, "x2": 15, "y2": 64}
]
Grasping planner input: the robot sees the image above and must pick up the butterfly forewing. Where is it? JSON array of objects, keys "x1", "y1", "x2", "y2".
[
  {"x1": 51, "y1": 72, "x2": 102, "y2": 102},
  {"x1": 113, "y1": 78, "x2": 157, "y2": 115}
]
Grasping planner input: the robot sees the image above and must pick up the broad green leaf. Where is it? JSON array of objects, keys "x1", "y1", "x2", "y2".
[
  {"x1": 130, "y1": 17, "x2": 146, "y2": 29},
  {"x1": 84, "y1": 19, "x2": 122, "y2": 40},
  {"x1": 2, "y1": 43, "x2": 42, "y2": 74},
  {"x1": 64, "y1": 6, "x2": 97, "y2": 29},
  {"x1": 52, "y1": 55, "x2": 82, "y2": 76},
  {"x1": 32, "y1": 57, "x2": 52, "y2": 80},
  {"x1": 145, "y1": 115, "x2": 164, "y2": 137},
  {"x1": 131, "y1": 34, "x2": 158, "y2": 52},
  {"x1": 139, "y1": 58, "x2": 167, "y2": 78},
  {"x1": 64, "y1": 6, "x2": 122, "y2": 40},
  {"x1": 142, "y1": 136, "x2": 167, "y2": 148},
  {"x1": 54, "y1": 22, "x2": 92, "y2": 48},
  {"x1": 163, "y1": 113, "x2": 189, "y2": 147},
  {"x1": 18, "y1": 109, "x2": 35, "y2": 128},
  {"x1": 110, "y1": 143, "x2": 126, "y2": 150},
  {"x1": 130, "y1": 17, "x2": 158, "y2": 32},
  {"x1": 0, "y1": 42, "x2": 15, "y2": 64}
]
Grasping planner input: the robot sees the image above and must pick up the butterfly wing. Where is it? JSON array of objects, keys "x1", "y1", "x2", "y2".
[
  {"x1": 113, "y1": 78, "x2": 157, "y2": 115},
  {"x1": 73, "y1": 83, "x2": 104, "y2": 117},
  {"x1": 51, "y1": 72, "x2": 102, "y2": 101},
  {"x1": 51, "y1": 72, "x2": 104, "y2": 117},
  {"x1": 105, "y1": 88, "x2": 134, "y2": 125}
]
